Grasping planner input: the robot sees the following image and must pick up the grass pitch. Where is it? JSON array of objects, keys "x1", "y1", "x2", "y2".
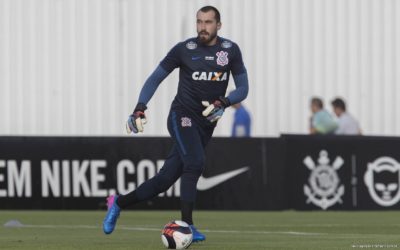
[{"x1": 0, "y1": 210, "x2": 399, "y2": 249}]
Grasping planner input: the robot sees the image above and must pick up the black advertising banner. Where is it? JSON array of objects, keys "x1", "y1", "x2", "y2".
[
  {"x1": 0, "y1": 137, "x2": 284, "y2": 210},
  {"x1": 0, "y1": 137, "x2": 172, "y2": 209},
  {"x1": 283, "y1": 135, "x2": 400, "y2": 210},
  {"x1": 198, "y1": 138, "x2": 286, "y2": 210},
  {"x1": 283, "y1": 135, "x2": 356, "y2": 210},
  {"x1": 350, "y1": 137, "x2": 400, "y2": 210},
  {"x1": 2, "y1": 135, "x2": 400, "y2": 210}
]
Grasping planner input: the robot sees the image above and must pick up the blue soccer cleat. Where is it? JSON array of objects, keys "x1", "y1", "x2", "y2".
[
  {"x1": 103, "y1": 195, "x2": 120, "y2": 234},
  {"x1": 190, "y1": 225, "x2": 206, "y2": 242}
]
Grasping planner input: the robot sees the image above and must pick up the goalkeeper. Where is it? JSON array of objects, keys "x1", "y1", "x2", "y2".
[{"x1": 103, "y1": 5, "x2": 249, "y2": 242}]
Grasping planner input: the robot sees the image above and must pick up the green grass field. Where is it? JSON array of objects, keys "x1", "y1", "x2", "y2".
[{"x1": 0, "y1": 210, "x2": 399, "y2": 249}]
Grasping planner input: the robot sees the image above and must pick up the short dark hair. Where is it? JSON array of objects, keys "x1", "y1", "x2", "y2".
[
  {"x1": 331, "y1": 98, "x2": 346, "y2": 111},
  {"x1": 198, "y1": 6, "x2": 221, "y2": 23},
  {"x1": 311, "y1": 97, "x2": 323, "y2": 109}
]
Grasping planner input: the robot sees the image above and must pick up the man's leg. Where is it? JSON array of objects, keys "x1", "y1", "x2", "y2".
[
  {"x1": 168, "y1": 111, "x2": 211, "y2": 241},
  {"x1": 103, "y1": 145, "x2": 183, "y2": 234},
  {"x1": 118, "y1": 145, "x2": 183, "y2": 207}
]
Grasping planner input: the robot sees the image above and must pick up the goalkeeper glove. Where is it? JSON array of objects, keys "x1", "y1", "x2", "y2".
[
  {"x1": 201, "y1": 97, "x2": 230, "y2": 123},
  {"x1": 126, "y1": 103, "x2": 147, "y2": 133}
]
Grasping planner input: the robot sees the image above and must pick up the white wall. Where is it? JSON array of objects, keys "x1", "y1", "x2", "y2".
[{"x1": 1, "y1": 0, "x2": 399, "y2": 136}]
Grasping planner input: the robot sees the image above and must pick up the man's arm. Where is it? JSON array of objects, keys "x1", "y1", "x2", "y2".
[
  {"x1": 126, "y1": 66, "x2": 169, "y2": 134},
  {"x1": 136, "y1": 65, "x2": 170, "y2": 105},
  {"x1": 201, "y1": 71, "x2": 249, "y2": 122},
  {"x1": 202, "y1": 43, "x2": 249, "y2": 122},
  {"x1": 227, "y1": 43, "x2": 249, "y2": 105},
  {"x1": 127, "y1": 43, "x2": 182, "y2": 133},
  {"x1": 137, "y1": 42, "x2": 181, "y2": 106},
  {"x1": 227, "y1": 72, "x2": 249, "y2": 105}
]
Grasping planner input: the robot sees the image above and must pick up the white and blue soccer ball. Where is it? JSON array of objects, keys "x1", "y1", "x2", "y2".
[{"x1": 161, "y1": 220, "x2": 193, "y2": 249}]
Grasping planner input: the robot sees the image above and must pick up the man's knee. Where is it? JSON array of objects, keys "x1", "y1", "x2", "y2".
[{"x1": 182, "y1": 157, "x2": 205, "y2": 176}]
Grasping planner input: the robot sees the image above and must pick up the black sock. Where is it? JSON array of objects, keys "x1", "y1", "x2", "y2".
[
  {"x1": 181, "y1": 200, "x2": 194, "y2": 225},
  {"x1": 116, "y1": 191, "x2": 138, "y2": 209}
]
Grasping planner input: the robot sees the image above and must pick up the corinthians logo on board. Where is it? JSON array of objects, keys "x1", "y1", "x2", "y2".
[
  {"x1": 303, "y1": 150, "x2": 345, "y2": 210},
  {"x1": 364, "y1": 157, "x2": 400, "y2": 207}
]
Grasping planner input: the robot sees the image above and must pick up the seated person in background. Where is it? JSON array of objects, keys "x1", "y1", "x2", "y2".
[
  {"x1": 231, "y1": 102, "x2": 251, "y2": 137},
  {"x1": 331, "y1": 97, "x2": 362, "y2": 135},
  {"x1": 309, "y1": 97, "x2": 338, "y2": 134}
]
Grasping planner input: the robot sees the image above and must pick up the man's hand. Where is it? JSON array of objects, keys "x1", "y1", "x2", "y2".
[
  {"x1": 202, "y1": 97, "x2": 230, "y2": 123},
  {"x1": 126, "y1": 103, "x2": 147, "y2": 133}
]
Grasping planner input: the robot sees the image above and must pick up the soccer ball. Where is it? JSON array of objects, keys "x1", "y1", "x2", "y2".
[{"x1": 161, "y1": 220, "x2": 193, "y2": 249}]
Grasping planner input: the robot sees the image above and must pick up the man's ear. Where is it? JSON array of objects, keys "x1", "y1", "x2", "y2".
[{"x1": 217, "y1": 22, "x2": 222, "y2": 30}]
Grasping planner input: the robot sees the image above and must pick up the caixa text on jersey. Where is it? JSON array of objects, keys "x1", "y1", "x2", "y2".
[{"x1": 192, "y1": 71, "x2": 228, "y2": 81}]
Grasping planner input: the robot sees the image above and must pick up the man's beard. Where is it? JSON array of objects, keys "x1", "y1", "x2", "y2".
[{"x1": 197, "y1": 30, "x2": 217, "y2": 44}]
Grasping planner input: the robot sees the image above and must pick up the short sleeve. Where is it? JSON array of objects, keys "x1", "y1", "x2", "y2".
[
  {"x1": 159, "y1": 43, "x2": 182, "y2": 73},
  {"x1": 230, "y1": 44, "x2": 247, "y2": 76}
]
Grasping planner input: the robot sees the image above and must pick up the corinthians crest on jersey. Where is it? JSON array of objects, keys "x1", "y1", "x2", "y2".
[
  {"x1": 216, "y1": 51, "x2": 229, "y2": 66},
  {"x1": 303, "y1": 150, "x2": 345, "y2": 210}
]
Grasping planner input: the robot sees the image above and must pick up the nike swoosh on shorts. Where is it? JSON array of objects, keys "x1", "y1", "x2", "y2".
[{"x1": 196, "y1": 166, "x2": 250, "y2": 191}]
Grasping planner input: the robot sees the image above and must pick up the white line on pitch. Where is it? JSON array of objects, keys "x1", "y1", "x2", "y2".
[{"x1": 17, "y1": 224, "x2": 325, "y2": 236}]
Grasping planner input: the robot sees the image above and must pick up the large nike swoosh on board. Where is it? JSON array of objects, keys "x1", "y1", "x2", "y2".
[{"x1": 196, "y1": 166, "x2": 250, "y2": 191}]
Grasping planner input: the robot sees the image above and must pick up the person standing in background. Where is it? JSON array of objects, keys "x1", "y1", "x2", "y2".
[
  {"x1": 331, "y1": 97, "x2": 361, "y2": 135},
  {"x1": 309, "y1": 97, "x2": 337, "y2": 135},
  {"x1": 231, "y1": 102, "x2": 251, "y2": 137}
]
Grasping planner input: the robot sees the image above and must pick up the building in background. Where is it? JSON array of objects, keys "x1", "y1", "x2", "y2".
[{"x1": 0, "y1": 0, "x2": 399, "y2": 136}]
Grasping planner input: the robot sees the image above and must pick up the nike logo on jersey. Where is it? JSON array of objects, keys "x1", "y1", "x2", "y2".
[
  {"x1": 191, "y1": 56, "x2": 202, "y2": 61},
  {"x1": 197, "y1": 166, "x2": 249, "y2": 191},
  {"x1": 192, "y1": 71, "x2": 228, "y2": 81}
]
